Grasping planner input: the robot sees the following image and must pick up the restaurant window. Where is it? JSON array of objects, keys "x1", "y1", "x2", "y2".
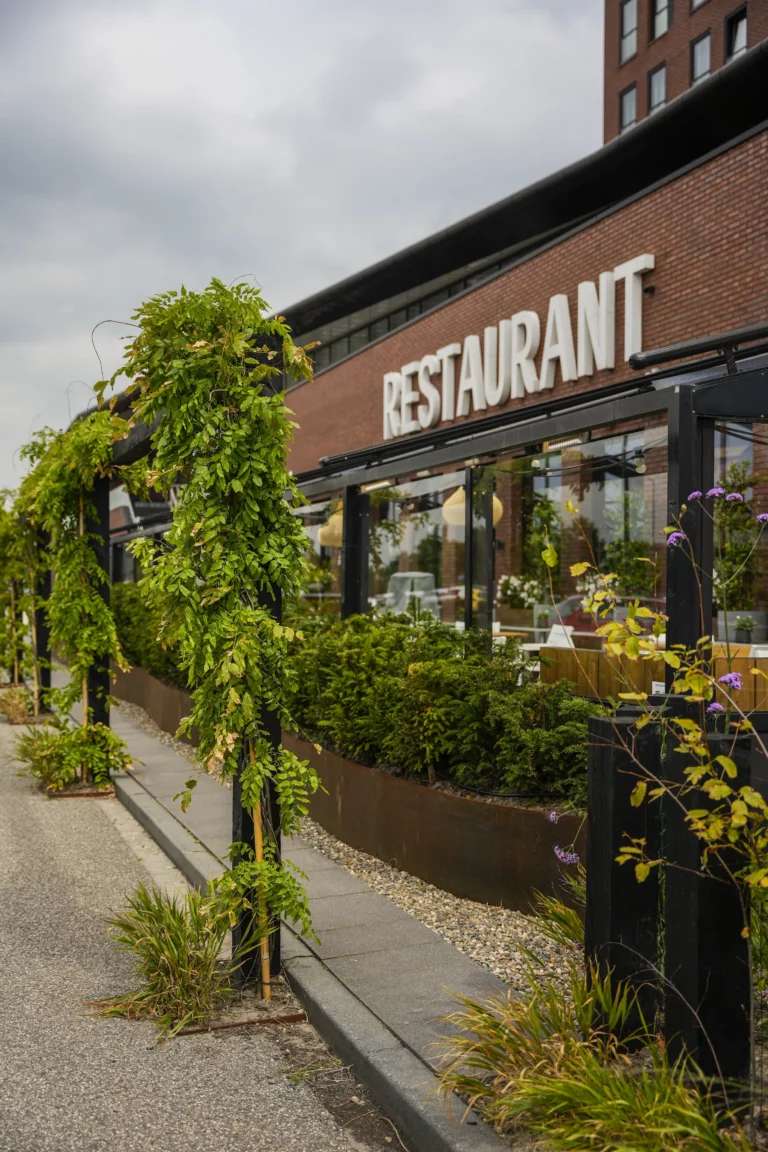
[
  {"x1": 652, "y1": 0, "x2": 670, "y2": 39},
  {"x1": 368, "y1": 471, "x2": 466, "y2": 625},
  {"x1": 293, "y1": 499, "x2": 343, "y2": 617},
  {"x1": 620, "y1": 0, "x2": 638, "y2": 62},
  {"x1": 620, "y1": 84, "x2": 637, "y2": 133},
  {"x1": 725, "y1": 7, "x2": 747, "y2": 60},
  {"x1": 490, "y1": 426, "x2": 669, "y2": 642},
  {"x1": 648, "y1": 63, "x2": 667, "y2": 112},
  {"x1": 691, "y1": 30, "x2": 712, "y2": 83},
  {"x1": 711, "y1": 422, "x2": 768, "y2": 643}
]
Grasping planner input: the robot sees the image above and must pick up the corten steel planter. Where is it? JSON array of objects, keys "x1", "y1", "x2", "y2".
[
  {"x1": 111, "y1": 664, "x2": 196, "y2": 745},
  {"x1": 113, "y1": 665, "x2": 586, "y2": 910}
]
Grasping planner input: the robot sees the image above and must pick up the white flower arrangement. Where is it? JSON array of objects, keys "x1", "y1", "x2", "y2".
[{"x1": 497, "y1": 573, "x2": 545, "y2": 609}]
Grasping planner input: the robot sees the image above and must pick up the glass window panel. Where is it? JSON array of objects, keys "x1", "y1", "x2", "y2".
[
  {"x1": 649, "y1": 64, "x2": 666, "y2": 112},
  {"x1": 692, "y1": 32, "x2": 711, "y2": 82},
  {"x1": 490, "y1": 427, "x2": 669, "y2": 642},
  {"x1": 368, "y1": 471, "x2": 466, "y2": 626},
  {"x1": 726, "y1": 11, "x2": 747, "y2": 59},
  {"x1": 620, "y1": 0, "x2": 638, "y2": 61},
  {"x1": 370, "y1": 317, "x2": 389, "y2": 340},
  {"x1": 388, "y1": 308, "x2": 407, "y2": 330},
  {"x1": 620, "y1": 85, "x2": 637, "y2": 132},
  {"x1": 349, "y1": 328, "x2": 368, "y2": 353},
  {"x1": 293, "y1": 499, "x2": 343, "y2": 618},
  {"x1": 653, "y1": 0, "x2": 669, "y2": 38}
]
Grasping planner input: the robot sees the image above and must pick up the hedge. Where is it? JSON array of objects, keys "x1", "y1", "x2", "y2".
[{"x1": 112, "y1": 584, "x2": 600, "y2": 805}]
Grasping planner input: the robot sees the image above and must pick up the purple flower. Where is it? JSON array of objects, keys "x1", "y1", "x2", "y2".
[
  {"x1": 706, "y1": 702, "x2": 724, "y2": 714},
  {"x1": 687, "y1": 491, "x2": 703, "y2": 502},
  {"x1": 549, "y1": 811, "x2": 558, "y2": 824},
  {"x1": 758, "y1": 513, "x2": 768, "y2": 525},
  {"x1": 726, "y1": 492, "x2": 744, "y2": 503},
  {"x1": 667, "y1": 531, "x2": 686, "y2": 549},
  {"x1": 718, "y1": 672, "x2": 743, "y2": 692},
  {"x1": 706, "y1": 487, "x2": 726, "y2": 499},
  {"x1": 554, "y1": 846, "x2": 580, "y2": 865}
]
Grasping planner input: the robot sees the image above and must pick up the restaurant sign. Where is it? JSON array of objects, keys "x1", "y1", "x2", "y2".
[{"x1": 383, "y1": 253, "x2": 655, "y2": 440}]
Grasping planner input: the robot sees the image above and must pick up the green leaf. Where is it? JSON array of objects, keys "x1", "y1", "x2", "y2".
[{"x1": 541, "y1": 544, "x2": 558, "y2": 569}]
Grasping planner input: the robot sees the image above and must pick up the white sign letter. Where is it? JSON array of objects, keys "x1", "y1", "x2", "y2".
[
  {"x1": 540, "y1": 294, "x2": 577, "y2": 390},
  {"x1": 400, "y1": 361, "x2": 421, "y2": 435},
  {"x1": 456, "y1": 334, "x2": 487, "y2": 417},
  {"x1": 417, "y1": 354, "x2": 441, "y2": 429},
  {"x1": 510, "y1": 311, "x2": 540, "y2": 397},
  {"x1": 484, "y1": 322, "x2": 511, "y2": 407},
  {"x1": 436, "y1": 343, "x2": 462, "y2": 422},
  {"x1": 383, "y1": 372, "x2": 402, "y2": 440},
  {"x1": 577, "y1": 272, "x2": 616, "y2": 376},
  {"x1": 613, "y1": 253, "x2": 655, "y2": 361}
]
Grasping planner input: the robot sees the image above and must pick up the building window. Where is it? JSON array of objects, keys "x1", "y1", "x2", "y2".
[
  {"x1": 620, "y1": 0, "x2": 638, "y2": 62},
  {"x1": 691, "y1": 0, "x2": 708, "y2": 9},
  {"x1": 648, "y1": 63, "x2": 667, "y2": 111},
  {"x1": 691, "y1": 30, "x2": 711, "y2": 82},
  {"x1": 652, "y1": 0, "x2": 671, "y2": 39},
  {"x1": 725, "y1": 7, "x2": 747, "y2": 59},
  {"x1": 619, "y1": 84, "x2": 637, "y2": 132}
]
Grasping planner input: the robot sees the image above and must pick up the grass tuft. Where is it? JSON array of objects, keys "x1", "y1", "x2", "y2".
[
  {"x1": 439, "y1": 881, "x2": 753, "y2": 1151},
  {"x1": 96, "y1": 883, "x2": 235, "y2": 1038}
]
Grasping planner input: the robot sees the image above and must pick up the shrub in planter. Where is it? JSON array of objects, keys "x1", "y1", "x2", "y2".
[
  {"x1": 15, "y1": 719, "x2": 130, "y2": 792},
  {"x1": 111, "y1": 582, "x2": 185, "y2": 690}
]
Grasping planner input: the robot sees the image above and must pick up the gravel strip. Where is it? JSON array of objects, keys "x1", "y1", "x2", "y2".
[
  {"x1": 299, "y1": 816, "x2": 577, "y2": 994},
  {"x1": 114, "y1": 696, "x2": 576, "y2": 992}
]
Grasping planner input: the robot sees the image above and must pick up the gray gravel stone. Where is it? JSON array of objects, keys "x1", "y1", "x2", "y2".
[{"x1": 0, "y1": 721, "x2": 361, "y2": 1152}]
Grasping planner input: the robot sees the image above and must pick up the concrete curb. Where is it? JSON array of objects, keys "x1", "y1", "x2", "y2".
[{"x1": 113, "y1": 771, "x2": 506, "y2": 1152}]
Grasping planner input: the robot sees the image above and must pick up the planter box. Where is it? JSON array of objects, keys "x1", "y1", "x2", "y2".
[
  {"x1": 285, "y1": 733, "x2": 585, "y2": 911},
  {"x1": 716, "y1": 610, "x2": 768, "y2": 644},
  {"x1": 112, "y1": 665, "x2": 586, "y2": 911},
  {"x1": 112, "y1": 664, "x2": 196, "y2": 745}
]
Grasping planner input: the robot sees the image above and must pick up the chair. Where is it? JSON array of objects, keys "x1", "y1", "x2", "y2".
[{"x1": 521, "y1": 623, "x2": 574, "y2": 654}]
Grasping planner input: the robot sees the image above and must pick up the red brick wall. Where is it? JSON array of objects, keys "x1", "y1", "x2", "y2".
[
  {"x1": 604, "y1": 0, "x2": 768, "y2": 142},
  {"x1": 288, "y1": 130, "x2": 768, "y2": 475}
]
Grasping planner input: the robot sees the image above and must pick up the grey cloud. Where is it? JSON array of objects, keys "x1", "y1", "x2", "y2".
[{"x1": 0, "y1": 0, "x2": 602, "y2": 486}]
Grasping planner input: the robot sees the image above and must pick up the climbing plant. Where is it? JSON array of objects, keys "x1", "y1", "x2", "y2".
[
  {"x1": 15, "y1": 411, "x2": 145, "y2": 788},
  {"x1": 105, "y1": 278, "x2": 319, "y2": 991},
  {"x1": 0, "y1": 494, "x2": 30, "y2": 693}
]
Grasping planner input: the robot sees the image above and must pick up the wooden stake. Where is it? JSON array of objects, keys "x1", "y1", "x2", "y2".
[{"x1": 249, "y1": 743, "x2": 272, "y2": 1001}]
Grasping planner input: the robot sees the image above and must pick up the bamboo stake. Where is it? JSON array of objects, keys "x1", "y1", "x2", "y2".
[{"x1": 249, "y1": 742, "x2": 272, "y2": 1000}]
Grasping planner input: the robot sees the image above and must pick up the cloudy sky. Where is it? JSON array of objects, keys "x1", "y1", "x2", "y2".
[{"x1": 0, "y1": 0, "x2": 603, "y2": 488}]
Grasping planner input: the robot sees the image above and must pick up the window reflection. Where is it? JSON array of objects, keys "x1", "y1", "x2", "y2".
[
  {"x1": 368, "y1": 471, "x2": 466, "y2": 624},
  {"x1": 294, "y1": 499, "x2": 343, "y2": 616},
  {"x1": 492, "y1": 428, "x2": 668, "y2": 639}
]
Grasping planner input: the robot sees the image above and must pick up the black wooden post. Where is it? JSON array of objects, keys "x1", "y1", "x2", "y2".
[
  {"x1": 665, "y1": 385, "x2": 714, "y2": 662},
  {"x1": 35, "y1": 538, "x2": 52, "y2": 708},
  {"x1": 87, "y1": 475, "x2": 111, "y2": 727},
  {"x1": 464, "y1": 467, "x2": 474, "y2": 630},
  {"x1": 663, "y1": 714, "x2": 751, "y2": 1079},
  {"x1": 585, "y1": 712, "x2": 662, "y2": 1033},
  {"x1": 232, "y1": 585, "x2": 283, "y2": 984},
  {"x1": 341, "y1": 485, "x2": 370, "y2": 618}
]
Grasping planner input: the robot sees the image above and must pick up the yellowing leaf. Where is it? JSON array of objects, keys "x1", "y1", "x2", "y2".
[
  {"x1": 541, "y1": 544, "x2": 558, "y2": 569},
  {"x1": 630, "y1": 781, "x2": 647, "y2": 807},
  {"x1": 635, "y1": 862, "x2": 650, "y2": 882},
  {"x1": 569, "y1": 561, "x2": 592, "y2": 577}
]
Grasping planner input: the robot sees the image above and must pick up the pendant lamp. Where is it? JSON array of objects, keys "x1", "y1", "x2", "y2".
[{"x1": 441, "y1": 486, "x2": 504, "y2": 527}]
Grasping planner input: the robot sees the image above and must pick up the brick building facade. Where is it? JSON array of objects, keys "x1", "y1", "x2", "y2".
[
  {"x1": 604, "y1": 0, "x2": 768, "y2": 141},
  {"x1": 281, "y1": 39, "x2": 768, "y2": 634}
]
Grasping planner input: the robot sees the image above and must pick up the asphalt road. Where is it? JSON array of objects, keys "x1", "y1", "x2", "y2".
[{"x1": 0, "y1": 720, "x2": 358, "y2": 1152}]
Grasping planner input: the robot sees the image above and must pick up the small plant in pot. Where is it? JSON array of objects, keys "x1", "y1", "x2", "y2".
[{"x1": 735, "y1": 615, "x2": 756, "y2": 644}]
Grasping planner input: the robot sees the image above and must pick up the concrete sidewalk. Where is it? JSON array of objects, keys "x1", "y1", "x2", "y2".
[{"x1": 109, "y1": 703, "x2": 507, "y2": 1152}]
